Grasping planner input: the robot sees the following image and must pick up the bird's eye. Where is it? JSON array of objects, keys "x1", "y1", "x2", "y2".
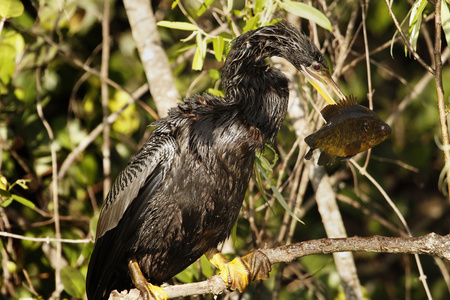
[{"x1": 313, "y1": 64, "x2": 321, "y2": 71}]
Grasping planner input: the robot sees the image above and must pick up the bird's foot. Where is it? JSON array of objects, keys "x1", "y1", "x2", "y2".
[
  {"x1": 128, "y1": 259, "x2": 168, "y2": 300},
  {"x1": 206, "y1": 249, "x2": 271, "y2": 292}
]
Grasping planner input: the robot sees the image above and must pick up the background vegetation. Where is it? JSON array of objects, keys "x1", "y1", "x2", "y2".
[{"x1": 0, "y1": 0, "x2": 449, "y2": 299}]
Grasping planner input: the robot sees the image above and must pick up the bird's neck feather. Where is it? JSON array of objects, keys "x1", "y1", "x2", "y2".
[{"x1": 222, "y1": 62, "x2": 289, "y2": 144}]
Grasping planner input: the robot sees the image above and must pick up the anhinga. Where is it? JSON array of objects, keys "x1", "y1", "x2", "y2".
[{"x1": 86, "y1": 20, "x2": 345, "y2": 300}]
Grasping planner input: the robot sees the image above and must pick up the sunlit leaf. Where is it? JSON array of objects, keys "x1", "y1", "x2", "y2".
[
  {"x1": 255, "y1": 0, "x2": 267, "y2": 13},
  {"x1": 0, "y1": 0, "x2": 24, "y2": 18},
  {"x1": 243, "y1": 15, "x2": 260, "y2": 32},
  {"x1": 280, "y1": 0, "x2": 332, "y2": 31},
  {"x1": 9, "y1": 178, "x2": 30, "y2": 190},
  {"x1": 226, "y1": 0, "x2": 233, "y2": 13},
  {"x1": 61, "y1": 266, "x2": 85, "y2": 298},
  {"x1": 109, "y1": 90, "x2": 140, "y2": 135},
  {"x1": 197, "y1": 0, "x2": 214, "y2": 16},
  {"x1": 11, "y1": 194, "x2": 35, "y2": 209},
  {"x1": 212, "y1": 36, "x2": 224, "y2": 62},
  {"x1": 407, "y1": 0, "x2": 427, "y2": 54},
  {"x1": 157, "y1": 21, "x2": 198, "y2": 31},
  {"x1": 206, "y1": 88, "x2": 224, "y2": 97},
  {"x1": 192, "y1": 34, "x2": 206, "y2": 70},
  {"x1": 0, "y1": 44, "x2": 16, "y2": 91}
]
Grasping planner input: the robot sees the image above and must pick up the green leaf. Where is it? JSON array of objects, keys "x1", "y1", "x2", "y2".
[
  {"x1": 199, "y1": 255, "x2": 214, "y2": 278},
  {"x1": 407, "y1": 0, "x2": 427, "y2": 53},
  {"x1": 0, "y1": 44, "x2": 16, "y2": 90},
  {"x1": 279, "y1": 0, "x2": 332, "y2": 31},
  {"x1": 1, "y1": 197, "x2": 13, "y2": 207},
  {"x1": 11, "y1": 194, "x2": 35, "y2": 209},
  {"x1": 0, "y1": 0, "x2": 24, "y2": 18},
  {"x1": 192, "y1": 34, "x2": 206, "y2": 70},
  {"x1": 192, "y1": 47, "x2": 203, "y2": 71},
  {"x1": 171, "y1": 0, "x2": 181, "y2": 9},
  {"x1": 206, "y1": 88, "x2": 224, "y2": 97},
  {"x1": 156, "y1": 21, "x2": 198, "y2": 31},
  {"x1": 255, "y1": 0, "x2": 267, "y2": 14},
  {"x1": 212, "y1": 36, "x2": 224, "y2": 62},
  {"x1": 226, "y1": 0, "x2": 233, "y2": 13},
  {"x1": 197, "y1": 0, "x2": 215, "y2": 16},
  {"x1": 9, "y1": 178, "x2": 30, "y2": 190},
  {"x1": 61, "y1": 266, "x2": 86, "y2": 298},
  {"x1": 441, "y1": 0, "x2": 450, "y2": 48},
  {"x1": 243, "y1": 15, "x2": 260, "y2": 32}
]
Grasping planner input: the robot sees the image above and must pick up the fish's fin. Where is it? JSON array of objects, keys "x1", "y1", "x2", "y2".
[
  {"x1": 305, "y1": 148, "x2": 314, "y2": 160},
  {"x1": 318, "y1": 151, "x2": 336, "y2": 165},
  {"x1": 304, "y1": 133, "x2": 316, "y2": 147},
  {"x1": 304, "y1": 134, "x2": 317, "y2": 160},
  {"x1": 344, "y1": 141, "x2": 362, "y2": 156},
  {"x1": 320, "y1": 94, "x2": 358, "y2": 122}
]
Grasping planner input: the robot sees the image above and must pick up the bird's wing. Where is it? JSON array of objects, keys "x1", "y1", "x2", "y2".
[{"x1": 95, "y1": 133, "x2": 177, "y2": 240}]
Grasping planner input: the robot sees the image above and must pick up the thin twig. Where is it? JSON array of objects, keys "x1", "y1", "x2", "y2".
[
  {"x1": 102, "y1": 0, "x2": 112, "y2": 198},
  {"x1": 35, "y1": 67, "x2": 62, "y2": 299},
  {"x1": 383, "y1": 0, "x2": 434, "y2": 75},
  {"x1": 361, "y1": 0, "x2": 373, "y2": 170},
  {"x1": 433, "y1": 0, "x2": 450, "y2": 199},
  {"x1": 110, "y1": 233, "x2": 450, "y2": 299},
  {"x1": 350, "y1": 160, "x2": 433, "y2": 299},
  {"x1": 0, "y1": 231, "x2": 92, "y2": 244}
]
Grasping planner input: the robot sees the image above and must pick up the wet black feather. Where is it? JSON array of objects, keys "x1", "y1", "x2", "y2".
[{"x1": 86, "y1": 20, "x2": 327, "y2": 299}]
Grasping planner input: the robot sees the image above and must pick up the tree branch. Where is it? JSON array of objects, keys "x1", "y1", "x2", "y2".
[
  {"x1": 109, "y1": 233, "x2": 450, "y2": 299},
  {"x1": 123, "y1": 0, "x2": 179, "y2": 117}
]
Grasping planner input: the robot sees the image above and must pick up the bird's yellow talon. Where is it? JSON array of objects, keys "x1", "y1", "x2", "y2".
[
  {"x1": 206, "y1": 249, "x2": 271, "y2": 293},
  {"x1": 128, "y1": 259, "x2": 168, "y2": 300}
]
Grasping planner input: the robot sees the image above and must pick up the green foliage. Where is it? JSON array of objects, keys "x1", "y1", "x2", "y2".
[
  {"x1": 0, "y1": 0, "x2": 449, "y2": 299},
  {"x1": 279, "y1": 0, "x2": 332, "y2": 31},
  {"x1": 407, "y1": 0, "x2": 428, "y2": 54},
  {"x1": 0, "y1": 175, "x2": 35, "y2": 209},
  {"x1": 0, "y1": 0, "x2": 24, "y2": 18}
]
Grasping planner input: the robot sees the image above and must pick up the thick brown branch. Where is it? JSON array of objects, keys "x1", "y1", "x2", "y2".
[{"x1": 109, "y1": 233, "x2": 450, "y2": 299}]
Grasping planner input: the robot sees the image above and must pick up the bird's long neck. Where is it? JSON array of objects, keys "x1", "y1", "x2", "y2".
[{"x1": 222, "y1": 45, "x2": 289, "y2": 144}]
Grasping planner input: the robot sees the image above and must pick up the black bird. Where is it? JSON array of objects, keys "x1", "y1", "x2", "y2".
[{"x1": 86, "y1": 20, "x2": 345, "y2": 300}]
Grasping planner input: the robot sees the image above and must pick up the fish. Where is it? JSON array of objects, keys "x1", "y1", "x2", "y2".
[{"x1": 304, "y1": 95, "x2": 391, "y2": 165}]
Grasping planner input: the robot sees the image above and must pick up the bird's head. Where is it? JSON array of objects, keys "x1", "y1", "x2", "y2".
[{"x1": 225, "y1": 20, "x2": 345, "y2": 105}]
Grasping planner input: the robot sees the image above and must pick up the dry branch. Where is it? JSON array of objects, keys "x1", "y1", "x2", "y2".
[{"x1": 109, "y1": 233, "x2": 450, "y2": 299}]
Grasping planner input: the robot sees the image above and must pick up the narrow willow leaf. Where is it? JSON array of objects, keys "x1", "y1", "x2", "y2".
[
  {"x1": 192, "y1": 46, "x2": 204, "y2": 70},
  {"x1": 171, "y1": 0, "x2": 181, "y2": 9},
  {"x1": 197, "y1": 0, "x2": 214, "y2": 16},
  {"x1": 226, "y1": 0, "x2": 233, "y2": 14},
  {"x1": 212, "y1": 36, "x2": 224, "y2": 62},
  {"x1": 407, "y1": 0, "x2": 427, "y2": 54},
  {"x1": 280, "y1": 0, "x2": 332, "y2": 31},
  {"x1": 11, "y1": 194, "x2": 35, "y2": 209},
  {"x1": 243, "y1": 15, "x2": 260, "y2": 32},
  {"x1": 156, "y1": 21, "x2": 198, "y2": 31}
]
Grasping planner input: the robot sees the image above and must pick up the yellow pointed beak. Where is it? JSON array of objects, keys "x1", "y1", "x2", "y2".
[{"x1": 301, "y1": 64, "x2": 345, "y2": 105}]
